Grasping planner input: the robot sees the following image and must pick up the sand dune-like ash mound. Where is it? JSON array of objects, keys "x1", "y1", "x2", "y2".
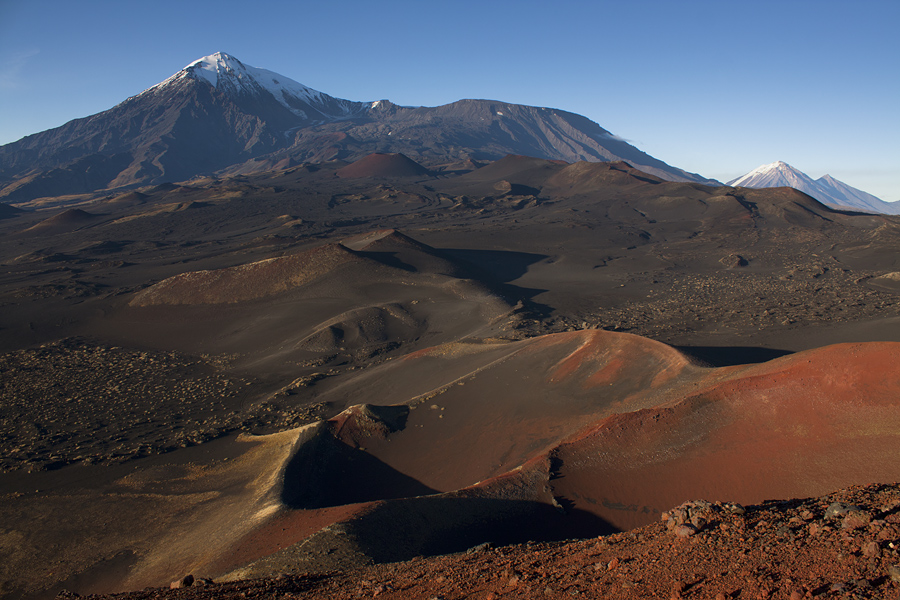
[
  {"x1": 455, "y1": 154, "x2": 567, "y2": 184},
  {"x1": 295, "y1": 303, "x2": 423, "y2": 358},
  {"x1": 117, "y1": 230, "x2": 514, "y2": 373},
  {"x1": 106, "y1": 190, "x2": 150, "y2": 206},
  {"x1": 130, "y1": 243, "x2": 361, "y2": 306},
  {"x1": 341, "y1": 228, "x2": 432, "y2": 252},
  {"x1": 23, "y1": 207, "x2": 99, "y2": 232},
  {"x1": 438, "y1": 154, "x2": 566, "y2": 197},
  {"x1": 336, "y1": 153, "x2": 431, "y2": 178},
  {"x1": 130, "y1": 230, "x2": 486, "y2": 309},
  {"x1": 341, "y1": 229, "x2": 470, "y2": 277},
  {"x1": 211, "y1": 332, "x2": 900, "y2": 577},
  {"x1": 543, "y1": 160, "x2": 666, "y2": 194}
]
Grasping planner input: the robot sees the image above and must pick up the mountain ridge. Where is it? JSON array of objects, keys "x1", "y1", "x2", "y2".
[{"x1": 0, "y1": 52, "x2": 716, "y2": 202}]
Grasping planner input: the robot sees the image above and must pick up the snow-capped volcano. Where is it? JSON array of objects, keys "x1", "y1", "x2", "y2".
[
  {"x1": 0, "y1": 52, "x2": 717, "y2": 201},
  {"x1": 729, "y1": 161, "x2": 819, "y2": 191},
  {"x1": 148, "y1": 52, "x2": 367, "y2": 121},
  {"x1": 729, "y1": 161, "x2": 899, "y2": 215}
]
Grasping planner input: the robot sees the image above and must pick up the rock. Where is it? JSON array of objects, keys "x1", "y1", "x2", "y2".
[
  {"x1": 863, "y1": 541, "x2": 881, "y2": 557},
  {"x1": 170, "y1": 574, "x2": 194, "y2": 589},
  {"x1": 842, "y1": 510, "x2": 872, "y2": 530},
  {"x1": 665, "y1": 500, "x2": 720, "y2": 534},
  {"x1": 888, "y1": 565, "x2": 900, "y2": 583},
  {"x1": 466, "y1": 542, "x2": 492, "y2": 554},
  {"x1": 726, "y1": 503, "x2": 746, "y2": 515},
  {"x1": 825, "y1": 502, "x2": 861, "y2": 520},
  {"x1": 720, "y1": 254, "x2": 749, "y2": 268},
  {"x1": 674, "y1": 524, "x2": 698, "y2": 538},
  {"x1": 853, "y1": 578, "x2": 872, "y2": 589}
]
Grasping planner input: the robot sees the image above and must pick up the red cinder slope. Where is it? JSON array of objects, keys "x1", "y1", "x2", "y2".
[{"x1": 548, "y1": 341, "x2": 900, "y2": 530}]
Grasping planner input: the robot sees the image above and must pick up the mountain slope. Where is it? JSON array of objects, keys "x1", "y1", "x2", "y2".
[
  {"x1": 729, "y1": 161, "x2": 900, "y2": 214},
  {"x1": 0, "y1": 52, "x2": 714, "y2": 202},
  {"x1": 0, "y1": 53, "x2": 366, "y2": 201},
  {"x1": 816, "y1": 173, "x2": 897, "y2": 214}
]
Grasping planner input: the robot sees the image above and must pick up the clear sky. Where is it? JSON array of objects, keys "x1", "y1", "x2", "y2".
[{"x1": 1, "y1": 0, "x2": 897, "y2": 200}]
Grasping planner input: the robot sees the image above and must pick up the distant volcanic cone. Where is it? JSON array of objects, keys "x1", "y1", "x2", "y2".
[
  {"x1": 336, "y1": 153, "x2": 432, "y2": 178},
  {"x1": 24, "y1": 208, "x2": 98, "y2": 232}
]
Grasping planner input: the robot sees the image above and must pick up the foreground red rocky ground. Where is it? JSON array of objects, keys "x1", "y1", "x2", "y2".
[{"x1": 68, "y1": 483, "x2": 900, "y2": 600}]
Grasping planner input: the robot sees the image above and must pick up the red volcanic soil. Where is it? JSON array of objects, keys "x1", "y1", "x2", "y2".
[
  {"x1": 87, "y1": 482, "x2": 900, "y2": 600},
  {"x1": 336, "y1": 153, "x2": 431, "y2": 178},
  {"x1": 255, "y1": 331, "x2": 900, "y2": 562},
  {"x1": 548, "y1": 341, "x2": 900, "y2": 531}
]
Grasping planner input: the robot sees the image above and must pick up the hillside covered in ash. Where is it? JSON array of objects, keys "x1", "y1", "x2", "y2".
[{"x1": 1, "y1": 151, "x2": 899, "y2": 599}]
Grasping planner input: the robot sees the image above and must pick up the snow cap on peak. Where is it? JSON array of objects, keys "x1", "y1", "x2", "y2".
[
  {"x1": 728, "y1": 160, "x2": 818, "y2": 189},
  {"x1": 177, "y1": 52, "x2": 340, "y2": 118},
  {"x1": 751, "y1": 161, "x2": 794, "y2": 174},
  {"x1": 184, "y1": 51, "x2": 243, "y2": 70},
  {"x1": 183, "y1": 52, "x2": 248, "y2": 88},
  {"x1": 139, "y1": 52, "x2": 371, "y2": 123}
]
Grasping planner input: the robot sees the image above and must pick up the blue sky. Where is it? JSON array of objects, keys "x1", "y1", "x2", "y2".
[{"x1": 1, "y1": 0, "x2": 897, "y2": 200}]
